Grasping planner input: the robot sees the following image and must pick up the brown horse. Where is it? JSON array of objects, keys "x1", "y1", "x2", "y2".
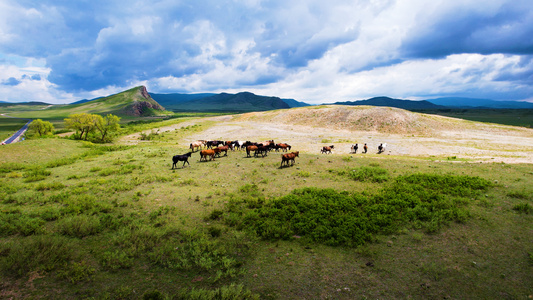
[
  {"x1": 276, "y1": 143, "x2": 291, "y2": 152},
  {"x1": 246, "y1": 145, "x2": 258, "y2": 157},
  {"x1": 281, "y1": 151, "x2": 299, "y2": 167},
  {"x1": 200, "y1": 149, "x2": 216, "y2": 161},
  {"x1": 321, "y1": 145, "x2": 334, "y2": 154},
  {"x1": 214, "y1": 145, "x2": 229, "y2": 157}
]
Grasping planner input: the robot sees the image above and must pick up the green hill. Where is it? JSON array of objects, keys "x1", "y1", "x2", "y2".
[
  {"x1": 56, "y1": 86, "x2": 167, "y2": 117},
  {"x1": 169, "y1": 91, "x2": 290, "y2": 112},
  {"x1": 333, "y1": 96, "x2": 443, "y2": 110},
  {"x1": 0, "y1": 86, "x2": 169, "y2": 121}
]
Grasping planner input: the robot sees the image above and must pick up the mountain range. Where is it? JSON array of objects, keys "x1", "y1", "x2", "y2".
[
  {"x1": 2, "y1": 87, "x2": 533, "y2": 112},
  {"x1": 331, "y1": 97, "x2": 444, "y2": 110},
  {"x1": 426, "y1": 97, "x2": 533, "y2": 109},
  {"x1": 331, "y1": 96, "x2": 533, "y2": 109},
  {"x1": 149, "y1": 91, "x2": 309, "y2": 112}
]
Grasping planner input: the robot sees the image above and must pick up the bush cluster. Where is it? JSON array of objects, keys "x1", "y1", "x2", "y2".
[{"x1": 225, "y1": 173, "x2": 491, "y2": 247}]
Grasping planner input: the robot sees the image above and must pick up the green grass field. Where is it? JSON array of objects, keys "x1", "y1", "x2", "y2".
[
  {"x1": 1, "y1": 122, "x2": 532, "y2": 299},
  {"x1": 416, "y1": 109, "x2": 533, "y2": 128}
]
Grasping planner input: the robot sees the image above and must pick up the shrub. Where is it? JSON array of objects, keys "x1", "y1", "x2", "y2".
[
  {"x1": 99, "y1": 250, "x2": 134, "y2": 271},
  {"x1": 140, "y1": 131, "x2": 160, "y2": 140},
  {"x1": 296, "y1": 171, "x2": 311, "y2": 177},
  {"x1": 507, "y1": 190, "x2": 531, "y2": 200},
  {"x1": 224, "y1": 173, "x2": 491, "y2": 247},
  {"x1": 175, "y1": 284, "x2": 260, "y2": 300},
  {"x1": 46, "y1": 157, "x2": 77, "y2": 168},
  {"x1": 60, "y1": 194, "x2": 112, "y2": 215},
  {"x1": 0, "y1": 162, "x2": 25, "y2": 173},
  {"x1": 35, "y1": 208, "x2": 62, "y2": 221},
  {"x1": 143, "y1": 290, "x2": 166, "y2": 300},
  {"x1": 0, "y1": 235, "x2": 74, "y2": 277},
  {"x1": 35, "y1": 182, "x2": 65, "y2": 191},
  {"x1": 23, "y1": 168, "x2": 51, "y2": 182},
  {"x1": 57, "y1": 260, "x2": 96, "y2": 283},
  {"x1": 513, "y1": 203, "x2": 533, "y2": 214},
  {"x1": 98, "y1": 168, "x2": 116, "y2": 176},
  {"x1": 148, "y1": 232, "x2": 248, "y2": 281},
  {"x1": 112, "y1": 225, "x2": 169, "y2": 257},
  {"x1": 208, "y1": 225, "x2": 223, "y2": 237},
  {"x1": 0, "y1": 213, "x2": 45, "y2": 236},
  {"x1": 348, "y1": 166, "x2": 389, "y2": 183},
  {"x1": 149, "y1": 206, "x2": 175, "y2": 221},
  {"x1": 206, "y1": 209, "x2": 224, "y2": 220},
  {"x1": 55, "y1": 215, "x2": 102, "y2": 238}
]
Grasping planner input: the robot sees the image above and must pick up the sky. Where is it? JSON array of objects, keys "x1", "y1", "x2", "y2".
[{"x1": 0, "y1": 0, "x2": 532, "y2": 104}]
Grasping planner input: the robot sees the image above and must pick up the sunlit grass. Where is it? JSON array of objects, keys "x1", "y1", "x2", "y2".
[{"x1": 0, "y1": 126, "x2": 531, "y2": 298}]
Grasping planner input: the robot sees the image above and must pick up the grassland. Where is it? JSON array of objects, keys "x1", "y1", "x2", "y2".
[
  {"x1": 415, "y1": 108, "x2": 533, "y2": 128},
  {"x1": 1, "y1": 115, "x2": 532, "y2": 299}
]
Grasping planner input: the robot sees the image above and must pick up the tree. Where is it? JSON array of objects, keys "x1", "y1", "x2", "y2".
[
  {"x1": 29, "y1": 119, "x2": 54, "y2": 136},
  {"x1": 64, "y1": 113, "x2": 98, "y2": 140},
  {"x1": 94, "y1": 114, "x2": 121, "y2": 142}
]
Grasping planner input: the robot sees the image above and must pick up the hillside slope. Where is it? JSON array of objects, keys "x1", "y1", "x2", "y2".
[
  {"x1": 149, "y1": 92, "x2": 216, "y2": 109},
  {"x1": 333, "y1": 97, "x2": 443, "y2": 110},
  {"x1": 232, "y1": 105, "x2": 471, "y2": 134},
  {"x1": 166, "y1": 91, "x2": 291, "y2": 112},
  {"x1": 44, "y1": 86, "x2": 167, "y2": 118}
]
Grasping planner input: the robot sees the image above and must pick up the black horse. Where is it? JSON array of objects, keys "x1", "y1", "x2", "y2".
[
  {"x1": 206, "y1": 140, "x2": 224, "y2": 149},
  {"x1": 172, "y1": 152, "x2": 192, "y2": 169},
  {"x1": 351, "y1": 144, "x2": 358, "y2": 153}
]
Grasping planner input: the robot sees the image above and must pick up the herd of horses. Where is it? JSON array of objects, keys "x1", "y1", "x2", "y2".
[
  {"x1": 172, "y1": 139, "x2": 387, "y2": 169},
  {"x1": 172, "y1": 140, "x2": 297, "y2": 169}
]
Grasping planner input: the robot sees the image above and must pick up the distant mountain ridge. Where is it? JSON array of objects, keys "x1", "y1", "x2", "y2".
[
  {"x1": 150, "y1": 91, "x2": 309, "y2": 112},
  {"x1": 332, "y1": 96, "x2": 533, "y2": 109},
  {"x1": 426, "y1": 97, "x2": 533, "y2": 109},
  {"x1": 3, "y1": 88, "x2": 532, "y2": 111},
  {"x1": 0, "y1": 101, "x2": 51, "y2": 106},
  {"x1": 171, "y1": 92, "x2": 289, "y2": 112},
  {"x1": 149, "y1": 93, "x2": 216, "y2": 107},
  {"x1": 332, "y1": 97, "x2": 444, "y2": 110}
]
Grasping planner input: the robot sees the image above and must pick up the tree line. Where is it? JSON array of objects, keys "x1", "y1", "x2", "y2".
[{"x1": 28, "y1": 113, "x2": 120, "y2": 142}]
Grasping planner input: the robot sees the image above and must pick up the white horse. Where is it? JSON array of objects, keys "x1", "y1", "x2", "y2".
[{"x1": 236, "y1": 140, "x2": 247, "y2": 150}]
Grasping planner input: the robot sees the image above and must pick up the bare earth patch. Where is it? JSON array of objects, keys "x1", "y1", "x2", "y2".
[{"x1": 119, "y1": 106, "x2": 533, "y2": 164}]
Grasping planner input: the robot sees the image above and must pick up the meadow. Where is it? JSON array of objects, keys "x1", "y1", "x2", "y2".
[
  {"x1": 416, "y1": 108, "x2": 533, "y2": 128},
  {"x1": 0, "y1": 115, "x2": 532, "y2": 299}
]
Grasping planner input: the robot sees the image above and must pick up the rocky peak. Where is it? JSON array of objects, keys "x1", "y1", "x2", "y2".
[{"x1": 140, "y1": 86, "x2": 150, "y2": 100}]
